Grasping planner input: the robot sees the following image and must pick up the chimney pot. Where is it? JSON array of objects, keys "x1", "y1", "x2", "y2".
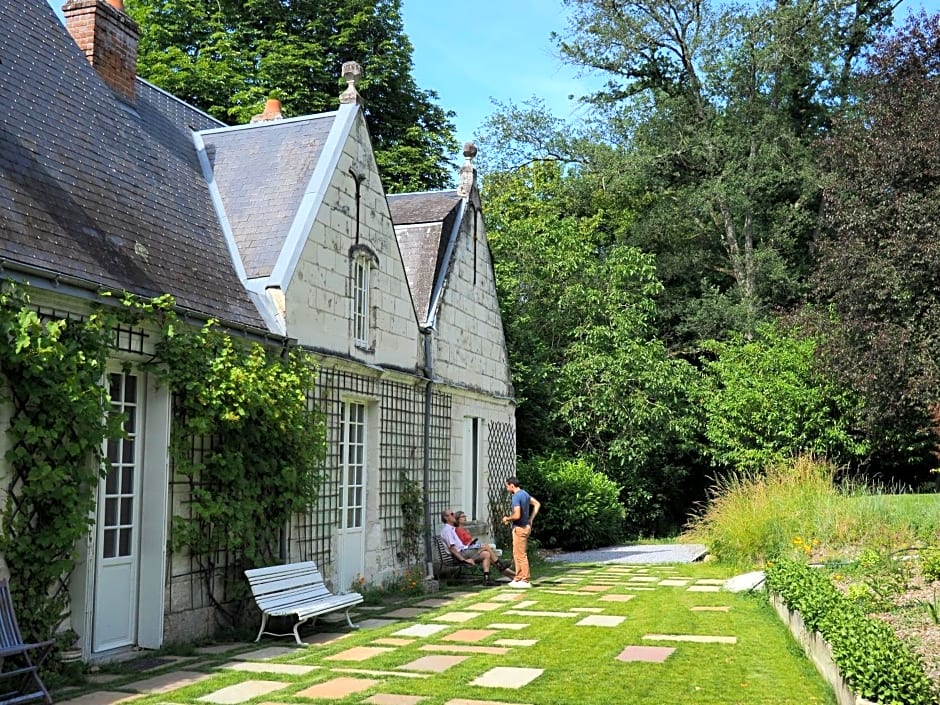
[{"x1": 250, "y1": 98, "x2": 284, "y2": 124}]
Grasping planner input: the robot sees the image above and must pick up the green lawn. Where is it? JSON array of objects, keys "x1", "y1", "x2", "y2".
[{"x1": 77, "y1": 560, "x2": 835, "y2": 705}]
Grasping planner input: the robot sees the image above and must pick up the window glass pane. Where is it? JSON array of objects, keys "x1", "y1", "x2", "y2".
[
  {"x1": 105, "y1": 467, "x2": 119, "y2": 494},
  {"x1": 119, "y1": 528, "x2": 132, "y2": 556},
  {"x1": 103, "y1": 529, "x2": 116, "y2": 559},
  {"x1": 123, "y1": 408, "x2": 136, "y2": 433},
  {"x1": 107, "y1": 440, "x2": 120, "y2": 465},
  {"x1": 123, "y1": 439, "x2": 134, "y2": 462},
  {"x1": 121, "y1": 467, "x2": 133, "y2": 494},
  {"x1": 124, "y1": 375, "x2": 137, "y2": 403},
  {"x1": 104, "y1": 498, "x2": 117, "y2": 526},
  {"x1": 120, "y1": 497, "x2": 133, "y2": 524},
  {"x1": 354, "y1": 508, "x2": 362, "y2": 527},
  {"x1": 109, "y1": 373, "x2": 121, "y2": 398}
]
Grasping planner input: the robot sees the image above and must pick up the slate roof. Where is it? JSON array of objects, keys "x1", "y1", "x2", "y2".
[
  {"x1": 0, "y1": 1, "x2": 266, "y2": 331},
  {"x1": 388, "y1": 191, "x2": 461, "y2": 323},
  {"x1": 201, "y1": 115, "x2": 335, "y2": 279}
]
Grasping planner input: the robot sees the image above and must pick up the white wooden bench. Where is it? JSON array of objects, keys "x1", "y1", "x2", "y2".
[{"x1": 245, "y1": 561, "x2": 363, "y2": 645}]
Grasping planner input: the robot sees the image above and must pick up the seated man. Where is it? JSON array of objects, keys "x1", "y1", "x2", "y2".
[{"x1": 440, "y1": 509, "x2": 513, "y2": 585}]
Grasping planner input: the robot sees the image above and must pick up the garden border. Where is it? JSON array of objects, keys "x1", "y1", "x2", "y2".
[{"x1": 770, "y1": 592, "x2": 876, "y2": 705}]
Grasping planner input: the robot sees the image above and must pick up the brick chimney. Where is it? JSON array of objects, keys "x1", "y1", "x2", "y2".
[{"x1": 63, "y1": 0, "x2": 140, "y2": 103}]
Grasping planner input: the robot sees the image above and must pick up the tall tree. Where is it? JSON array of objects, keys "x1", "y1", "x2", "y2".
[
  {"x1": 814, "y1": 11, "x2": 940, "y2": 477},
  {"x1": 126, "y1": 0, "x2": 457, "y2": 192},
  {"x1": 483, "y1": 0, "x2": 898, "y2": 345}
]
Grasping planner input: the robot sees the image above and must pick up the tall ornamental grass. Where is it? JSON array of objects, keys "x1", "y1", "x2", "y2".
[{"x1": 682, "y1": 455, "x2": 940, "y2": 567}]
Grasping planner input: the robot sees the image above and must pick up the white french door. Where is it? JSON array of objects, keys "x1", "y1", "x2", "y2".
[
  {"x1": 337, "y1": 401, "x2": 366, "y2": 592},
  {"x1": 93, "y1": 371, "x2": 143, "y2": 652}
]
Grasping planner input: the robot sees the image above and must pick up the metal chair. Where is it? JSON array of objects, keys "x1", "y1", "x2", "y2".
[{"x1": 0, "y1": 580, "x2": 54, "y2": 705}]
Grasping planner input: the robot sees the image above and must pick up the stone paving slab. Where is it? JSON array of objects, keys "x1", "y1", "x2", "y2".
[
  {"x1": 431, "y1": 611, "x2": 479, "y2": 623},
  {"x1": 384, "y1": 608, "x2": 430, "y2": 619},
  {"x1": 397, "y1": 655, "x2": 467, "y2": 673},
  {"x1": 419, "y1": 644, "x2": 509, "y2": 655},
  {"x1": 494, "y1": 639, "x2": 537, "y2": 647},
  {"x1": 643, "y1": 633, "x2": 737, "y2": 644},
  {"x1": 627, "y1": 577, "x2": 659, "y2": 583},
  {"x1": 686, "y1": 586, "x2": 721, "y2": 592},
  {"x1": 504, "y1": 610, "x2": 578, "y2": 618},
  {"x1": 364, "y1": 695, "x2": 428, "y2": 705},
  {"x1": 513, "y1": 601, "x2": 538, "y2": 609},
  {"x1": 486, "y1": 623, "x2": 529, "y2": 630},
  {"x1": 469, "y1": 667, "x2": 543, "y2": 689},
  {"x1": 541, "y1": 589, "x2": 596, "y2": 596},
  {"x1": 331, "y1": 668, "x2": 428, "y2": 679},
  {"x1": 571, "y1": 607, "x2": 605, "y2": 613},
  {"x1": 195, "y1": 644, "x2": 242, "y2": 655},
  {"x1": 56, "y1": 692, "x2": 145, "y2": 705},
  {"x1": 220, "y1": 662, "x2": 319, "y2": 675},
  {"x1": 84, "y1": 674, "x2": 123, "y2": 685},
  {"x1": 357, "y1": 605, "x2": 388, "y2": 611},
  {"x1": 616, "y1": 645, "x2": 675, "y2": 663},
  {"x1": 198, "y1": 680, "x2": 290, "y2": 703},
  {"x1": 576, "y1": 615, "x2": 626, "y2": 627},
  {"x1": 442, "y1": 629, "x2": 497, "y2": 642},
  {"x1": 691, "y1": 606, "x2": 731, "y2": 612},
  {"x1": 325, "y1": 646, "x2": 395, "y2": 662},
  {"x1": 579, "y1": 585, "x2": 611, "y2": 592},
  {"x1": 232, "y1": 647, "x2": 300, "y2": 661},
  {"x1": 414, "y1": 598, "x2": 453, "y2": 608},
  {"x1": 489, "y1": 593, "x2": 524, "y2": 602},
  {"x1": 696, "y1": 579, "x2": 726, "y2": 585},
  {"x1": 358, "y1": 618, "x2": 403, "y2": 629},
  {"x1": 302, "y1": 632, "x2": 350, "y2": 645},
  {"x1": 393, "y1": 624, "x2": 449, "y2": 638},
  {"x1": 445, "y1": 700, "x2": 532, "y2": 705},
  {"x1": 295, "y1": 677, "x2": 380, "y2": 699},
  {"x1": 659, "y1": 579, "x2": 691, "y2": 586},
  {"x1": 464, "y1": 602, "x2": 503, "y2": 612},
  {"x1": 125, "y1": 671, "x2": 211, "y2": 693},
  {"x1": 372, "y1": 638, "x2": 416, "y2": 646}
]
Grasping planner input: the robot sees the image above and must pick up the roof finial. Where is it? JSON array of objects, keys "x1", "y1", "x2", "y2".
[
  {"x1": 457, "y1": 142, "x2": 477, "y2": 197},
  {"x1": 339, "y1": 61, "x2": 363, "y2": 106}
]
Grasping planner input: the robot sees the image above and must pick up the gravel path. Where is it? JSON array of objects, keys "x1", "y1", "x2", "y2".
[{"x1": 544, "y1": 543, "x2": 708, "y2": 564}]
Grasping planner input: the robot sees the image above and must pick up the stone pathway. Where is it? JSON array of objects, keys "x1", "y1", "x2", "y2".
[{"x1": 57, "y1": 560, "x2": 752, "y2": 705}]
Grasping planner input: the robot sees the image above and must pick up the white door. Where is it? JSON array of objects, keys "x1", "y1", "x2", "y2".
[
  {"x1": 337, "y1": 401, "x2": 366, "y2": 592},
  {"x1": 93, "y1": 371, "x2": 143, "y2": 652}
]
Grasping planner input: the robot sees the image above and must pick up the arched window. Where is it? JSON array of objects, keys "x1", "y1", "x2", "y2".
[{"x1": 350, "y1": 245, "x2": 378, "y2": 350}]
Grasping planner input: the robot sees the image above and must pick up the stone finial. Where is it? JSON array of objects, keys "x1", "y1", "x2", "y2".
[
  {"x1": 457, "y1": 141, "x2": 477, "y2": 197},
  {"x1": 339, "y1": 61, "x2": 363, "y2": 106},
  {"x1": 250, "y1": 98, "x2": 284, "y2": 124}
]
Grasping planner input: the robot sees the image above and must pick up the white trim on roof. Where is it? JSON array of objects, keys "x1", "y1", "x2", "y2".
[
  {"x1": 191, "y1": 131, "x2": 285, "y2": 335},
  {"x1": 269, "y1": 101, "x2": 360, "y2": 287},
  {"x1": 136, "y1": 78, "x2": 225, "y2": 127},
  {"x1": 425, "y1": 198, "x2": 467, "y2": 329},
  {"x1": 198, "y1": 111, "x2": 339, "y2": 136}
]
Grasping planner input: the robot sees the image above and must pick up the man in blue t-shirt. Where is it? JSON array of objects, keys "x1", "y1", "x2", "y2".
[{"x1": 500, "y1": 476, "x2": 541, "y2": 588}]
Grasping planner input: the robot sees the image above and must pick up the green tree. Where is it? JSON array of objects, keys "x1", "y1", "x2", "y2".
[
  {"x1": 126, "y1": 0, "x2": 457, "y2": 191},
  {"x1": 484, "y1": 162, "x2": 701, "y2": 534},
  {"x1": 814, "y1": 11, "x2": 940, "y2": 477},
  {"x1": 699, "y1": 319, "x2": 867, "y2": 473}
]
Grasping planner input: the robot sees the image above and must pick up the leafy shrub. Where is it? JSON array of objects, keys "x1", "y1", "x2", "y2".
[
  {"x1": 517, "y1": 454, "x2": 624, "y2": 551},
  {"x1": 767, "y1": 559, "x2": 936, "y2": 705}
]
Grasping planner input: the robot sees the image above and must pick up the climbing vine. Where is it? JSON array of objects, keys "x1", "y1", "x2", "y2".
[
  {"x1": 396, "y1": 470, "x2": 424, "y2": 566},
  {"x1": 0, "y1": 285, "x2": 121, "y2": 642},
  {"x1": 0, "y1": 284, "x2": 327, "y2": 638},
  {"x1": 151, "y1": 317, "x2": 327, "y2": 626}
]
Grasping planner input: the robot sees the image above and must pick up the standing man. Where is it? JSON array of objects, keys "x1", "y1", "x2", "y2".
[{"x1": 501, "y1": 476, "x2": 540, "y2": 588}]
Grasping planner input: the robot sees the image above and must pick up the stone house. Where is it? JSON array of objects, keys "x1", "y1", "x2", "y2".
[{"x1": 0, "y1": 0, "x2": 515, "y2": 659}]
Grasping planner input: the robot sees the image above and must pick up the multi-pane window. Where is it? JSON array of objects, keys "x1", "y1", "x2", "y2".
[
  {"x1": 103, "y1": 372, "x2": 138, "y2": 558},
  {"x1": 353, "y1": 257, "x2": 370, "y2": 347},
  {"x1": 341, "y1": 402, "x2": 366, "y2": 529}
]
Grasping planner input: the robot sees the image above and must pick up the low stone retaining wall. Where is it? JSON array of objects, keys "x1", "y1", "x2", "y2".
[{"x1": 770, "y1": 592, "x2": 877, "y2": 705}]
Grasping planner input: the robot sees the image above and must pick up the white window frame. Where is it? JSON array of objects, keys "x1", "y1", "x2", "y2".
[{"x1": 353, "y1": 255, "x2": 371, "y2": 348}]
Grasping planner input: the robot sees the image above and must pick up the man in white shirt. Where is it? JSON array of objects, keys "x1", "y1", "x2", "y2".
[{"x1": 440, "y1": 509, "x2": 511, "y2": 585}]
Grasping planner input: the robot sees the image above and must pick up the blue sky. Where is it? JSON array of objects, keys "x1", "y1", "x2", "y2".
[
  {"x1": 402, "y1": 0, "x2": 940, "y2": 144},
  {"x1": 47, "y1": 0, "x2": 940, "y2": 144}
]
